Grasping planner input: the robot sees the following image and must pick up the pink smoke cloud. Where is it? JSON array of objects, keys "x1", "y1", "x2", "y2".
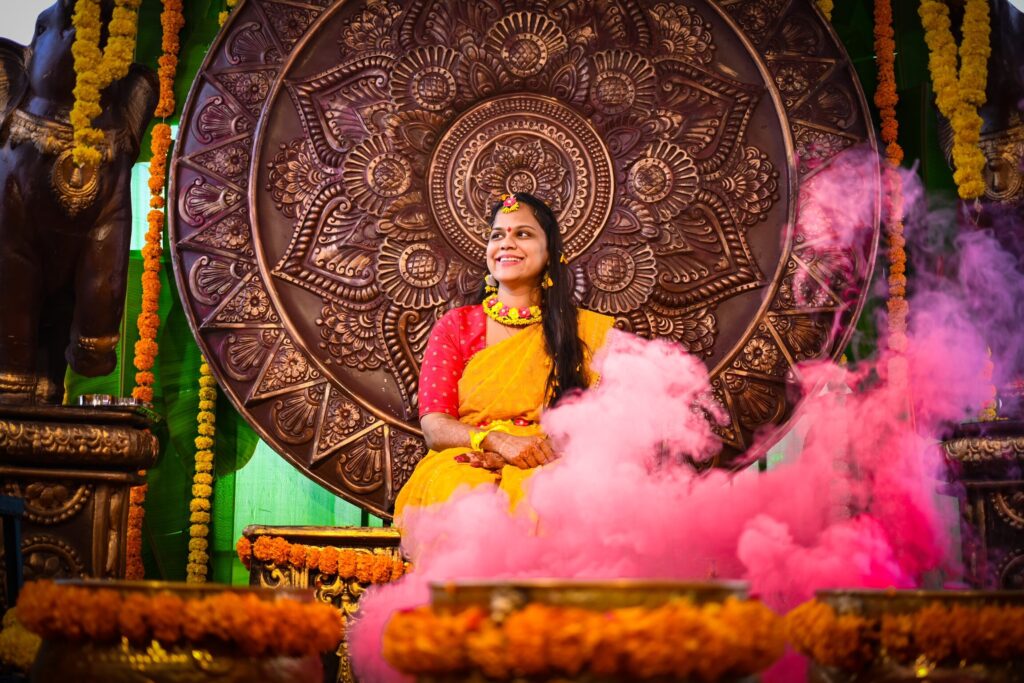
[{"x1": 349, "y1": 152, "x2": 1008, "y2": 681}]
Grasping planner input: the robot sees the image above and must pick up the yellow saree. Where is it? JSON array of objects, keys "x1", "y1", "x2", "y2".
[{"x1": 394, "y1": 309, "x2": 613, "y2": 517}]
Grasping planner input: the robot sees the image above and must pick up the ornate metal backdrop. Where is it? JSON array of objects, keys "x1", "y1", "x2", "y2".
[{"x1": 170, "y1": 0, "x2": 879, "y2": 518}]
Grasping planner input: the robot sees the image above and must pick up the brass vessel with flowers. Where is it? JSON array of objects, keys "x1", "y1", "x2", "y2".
[
  {"x1": 384, "y1": 579, "x2": 782, "y2": 682},
  {"x1": 788, "y1": 589, "x2": 1024, "y2": 682},
  {"x1": 18, "y1": 579, "x2": 343, "y2": 682}
]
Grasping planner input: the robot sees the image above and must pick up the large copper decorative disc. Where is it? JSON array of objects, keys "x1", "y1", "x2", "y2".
[{"x1": 170, "y1": 0, "x2": 879, "y2": 518}]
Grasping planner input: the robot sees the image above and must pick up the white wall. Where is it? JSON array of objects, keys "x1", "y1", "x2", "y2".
[{"x1": 3, "y1": 1, "x2": 58, "y2": 45}]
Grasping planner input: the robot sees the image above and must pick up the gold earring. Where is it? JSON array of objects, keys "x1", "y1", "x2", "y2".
[
  {"x1": 484, "y1": 274, "x2": 498, "y2": 294},
  {"x1": 542, "y1": 272, "x2": 553, "y2": 289}
]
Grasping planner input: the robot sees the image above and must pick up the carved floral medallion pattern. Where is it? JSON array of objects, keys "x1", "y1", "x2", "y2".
[{"x1": 170, "y1": 0, "x2": 878, "y2": 517}]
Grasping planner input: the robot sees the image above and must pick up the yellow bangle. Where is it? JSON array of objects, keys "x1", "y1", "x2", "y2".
[
  {"x1": 469, "y1": 421, "x2": 513, "y2": 451},
  {"x1": 469, "y1": 428, "x2": 488, "y2": 451}
]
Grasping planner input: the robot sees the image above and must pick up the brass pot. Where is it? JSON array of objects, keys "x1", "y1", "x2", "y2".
[
  {"x1": 28, "y1": 580, "x2": 325, "y2": 683},
  {"x1": 809, "y1": 589, "x2": 1024, "y2": 683},
  {"x1": 429, "y1": 577, "x2": 748, "y2": 616},
  {"x1": 417, "y1": 579, "x2": 760, "y2": 683}
]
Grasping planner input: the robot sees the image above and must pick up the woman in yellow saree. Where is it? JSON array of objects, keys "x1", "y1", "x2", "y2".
[{"x1": 394, "y1": 192, "x2": 613, "y2": 517}]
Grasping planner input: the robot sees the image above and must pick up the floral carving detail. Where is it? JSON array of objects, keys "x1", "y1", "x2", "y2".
[
  {"x1": 769, "y1": 312, "x2": 827, "y2": 361},
  {"x1": 627, "y1": 140, "x2": 699, "y2": 221},
  {"x1": 391, "y1": 434, "x2": 427, "y2": 497},
  {"x1": 195, "y1": 96, "x2": 252, "y2": 144},
  {"x1": 390, "y1": 46, "x2": 459, "y2": 113},
  {"x1": 190, "y1": 256, "x2": 250, "y2": 306},
  {"x1": 774, "y1": 64, "x2": 810, "y2": 96},
  {"x1": 337, "y1": 401, "x2": 363, "y2": 431},
  {"x1": 271, "y1": 386, "x2": 322, "y2": 445},
  {"x1": 338, "y1": 428, "x2": 385, "y2": 493},
  {"x1": 318, "y1": 303, "x2": 386, "y2": 371},
  {"x1": 590, "y1": 49, "x2": 657, "y2": 116},
  {"x1": 722, "y1": 147, "x2": 778, "y2": 225},
  {"x1": 262, "y1": 342, "x2": 318, "y2": 392},
  {"x1": 342, "y1": 135, "x2": 413, "y2": 216},
  {"x1": 217, "y1": 70, "x2": 273, "y2": 115},
  {"x1": 180, "y1": 178, "x2": 242, "y2": 227},
  {"x1": 267, "y1": 139, "x2": 329, "y2": 218},
  {"x1": 475, "y1": 138, "x2": 567, "y2": 207},
  {"x1": 224, "y1": 330, "x2": 279, "y2": 381},
  {"x1": 793, "y1": 124, "x2": 853, "y2": 175},
  {"x1": 263, "y1": 3, "x2": 318, "y2": 48},
  {"x1": 342, "y1": 1, "x2": 401, "y2": 51},
  {"x1": 227, "y1": 22, "x2": 281, "y2": 65},
  {"x1": 486, "y1": 12, "x2": 568, "y2": 78},
  {"x1": 649, "y1": 4, "x2": 715, "y2": 64},
  {"x1": 580, "y1": 243, "x2": 657, "y2": 314},
  {"x1": 377, "y1": 239, "x2": 449, "y2": 310},
  {"x1": 378, "y1": 192, "x2": 432, "y2": 241},
  {"x1": 741, "y1": 337, "x2": 780, "y2": 373},
  {"x1": 215, "y1": 279, "x2": 280, "y2": 324}
]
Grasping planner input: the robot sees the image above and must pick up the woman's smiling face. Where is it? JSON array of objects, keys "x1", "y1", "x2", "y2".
[{"x1": 486, "y1": 205, "x2": 549, "y2": 291}]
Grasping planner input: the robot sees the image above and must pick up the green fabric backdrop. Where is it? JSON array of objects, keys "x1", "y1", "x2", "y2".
[{"x1": 64, "y1": 0, "x2": 955, "y2": 584}]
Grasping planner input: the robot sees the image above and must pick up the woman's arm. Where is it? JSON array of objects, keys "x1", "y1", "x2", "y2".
[
  {"x1": 420, "y1": 413, "x2": 557, "y2": 469},
  {"x1": 420, "y1": 412, "x2": 476, "y2": 451}
]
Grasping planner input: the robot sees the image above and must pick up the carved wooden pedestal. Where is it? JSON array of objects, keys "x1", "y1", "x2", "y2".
[
  {"x1": 0, "y1": 404, "x2": 159, "y2": 605},
  {"x1": 943, "y1": 420, "x2": 1024, "y2": 589},
  {"x1": 243, "y1": 525, "x2": 405, "y2": 683}
]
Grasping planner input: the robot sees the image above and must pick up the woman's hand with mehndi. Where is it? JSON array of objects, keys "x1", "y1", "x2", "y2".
[{"x1": 485, "y1": 432, "x2": 557, "y2": 469}]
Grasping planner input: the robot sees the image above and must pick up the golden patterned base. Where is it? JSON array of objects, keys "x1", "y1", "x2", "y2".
[
  {"x1": 810, "y1": 663, "x2": 1024, "y2": 683},
  {"x1": 31, "y1": 636, "x2": 322, "y2": 682},
  {"x1": 243, "y1": 525, "x2": 405, "y2": 683},
  {"x1": 0, "y1": 405, "x2": 159, "y2": 604},
  {"x1": 943, "y1": 420, "x2": 1024, "y2": 589}
]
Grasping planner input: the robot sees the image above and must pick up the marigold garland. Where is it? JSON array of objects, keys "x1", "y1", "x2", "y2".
[
  {"x1": 0, "y1": 608, "x2": 40, "y2": 673},
  {"x1": 919, "y1": 0, "x2": 991, "y2": 199},
  {"x1": 384, "y1": 598, "x2": 784, "y2": 679},
  {"x1": 236, "y1": 536, "x2": 409, "y2": 584},
  {"x1": 70, "y1": 0, "x2": 141, "y2": 166},
  {"x1": 874, "y1": 0, "x2": 909, "y2": 381},
  {"x1": 186, "y1": 359, "x2": 217, "y2": 583},
  {"x1": 816, "y1": 0, "x2": 833, "y2": 22},
  {"x1": 156, "y1": 0, "x2": 184, "y2": 118},
  {"x1": 16, "y1": 581, "x2": 343, "y2": 658},
  {"x1": 126, "y1": 0, "x2": 186, "y2": 581},
  {"x1": 786, "y1": 598, "x2": 1024, "y2": 669},
  {"x1": 219, "y1": 0, "x2": 239, "y2": 27}
]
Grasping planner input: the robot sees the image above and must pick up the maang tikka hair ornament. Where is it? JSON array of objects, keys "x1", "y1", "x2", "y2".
[{"x1": 499, "y1": 193, "x2": 520, "y2": 213}]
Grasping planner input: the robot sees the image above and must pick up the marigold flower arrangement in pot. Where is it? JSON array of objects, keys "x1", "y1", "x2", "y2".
[{"x1": 16, "y1": 579, "x2": 344, "y2": 682}]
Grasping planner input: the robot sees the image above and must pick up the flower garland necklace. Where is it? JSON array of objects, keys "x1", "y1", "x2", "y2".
[
  {"x1": 482, "y1": 294, "x2": 542, "y2": 326},
  {"x1": 919, "y1": 0, "x2": 991, "y2": 199},
  {"x1": 70, "y1": 0, "x2": 141, "y2": 166}
]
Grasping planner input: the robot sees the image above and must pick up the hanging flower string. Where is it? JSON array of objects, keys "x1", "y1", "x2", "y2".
[
  {"x1": 219, "y1": 0, "x2": 238, "y2": 27},
  {"x1": 817, "y1": 0, "x2": 833, "y2": 22},
  {"x1": 187, "y1": 359, "x2": 217, "y2": 583},
  {"x1": 70, "y1": 0, "x2": 141, "y2": 166},
  {"x1": 874, "y1": 0, "x2": 908, "y2": 382},
  {"x1": 125, "y1": 0, "x2": 185, "y2": 581},
  {"x1": 132, "y1": 0, "x2": 183, "y2": 404},
  {"x1": 919, "y1": 0, "x2": 991, "y2": 199}
]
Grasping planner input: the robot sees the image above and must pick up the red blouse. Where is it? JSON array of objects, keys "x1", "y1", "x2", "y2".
[{"x1": 418, "y1": 305, "x2": 487, "y2": 418}]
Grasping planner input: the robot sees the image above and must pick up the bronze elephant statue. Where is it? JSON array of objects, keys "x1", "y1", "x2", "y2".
[{"x1": 0, "y1": 0, "x2": 156, "y2": 404}]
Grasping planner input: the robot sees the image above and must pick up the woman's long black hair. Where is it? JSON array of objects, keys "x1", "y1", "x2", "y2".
[{"x1": 483, "y1": 192, "x2": 589, "y2": 406}]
